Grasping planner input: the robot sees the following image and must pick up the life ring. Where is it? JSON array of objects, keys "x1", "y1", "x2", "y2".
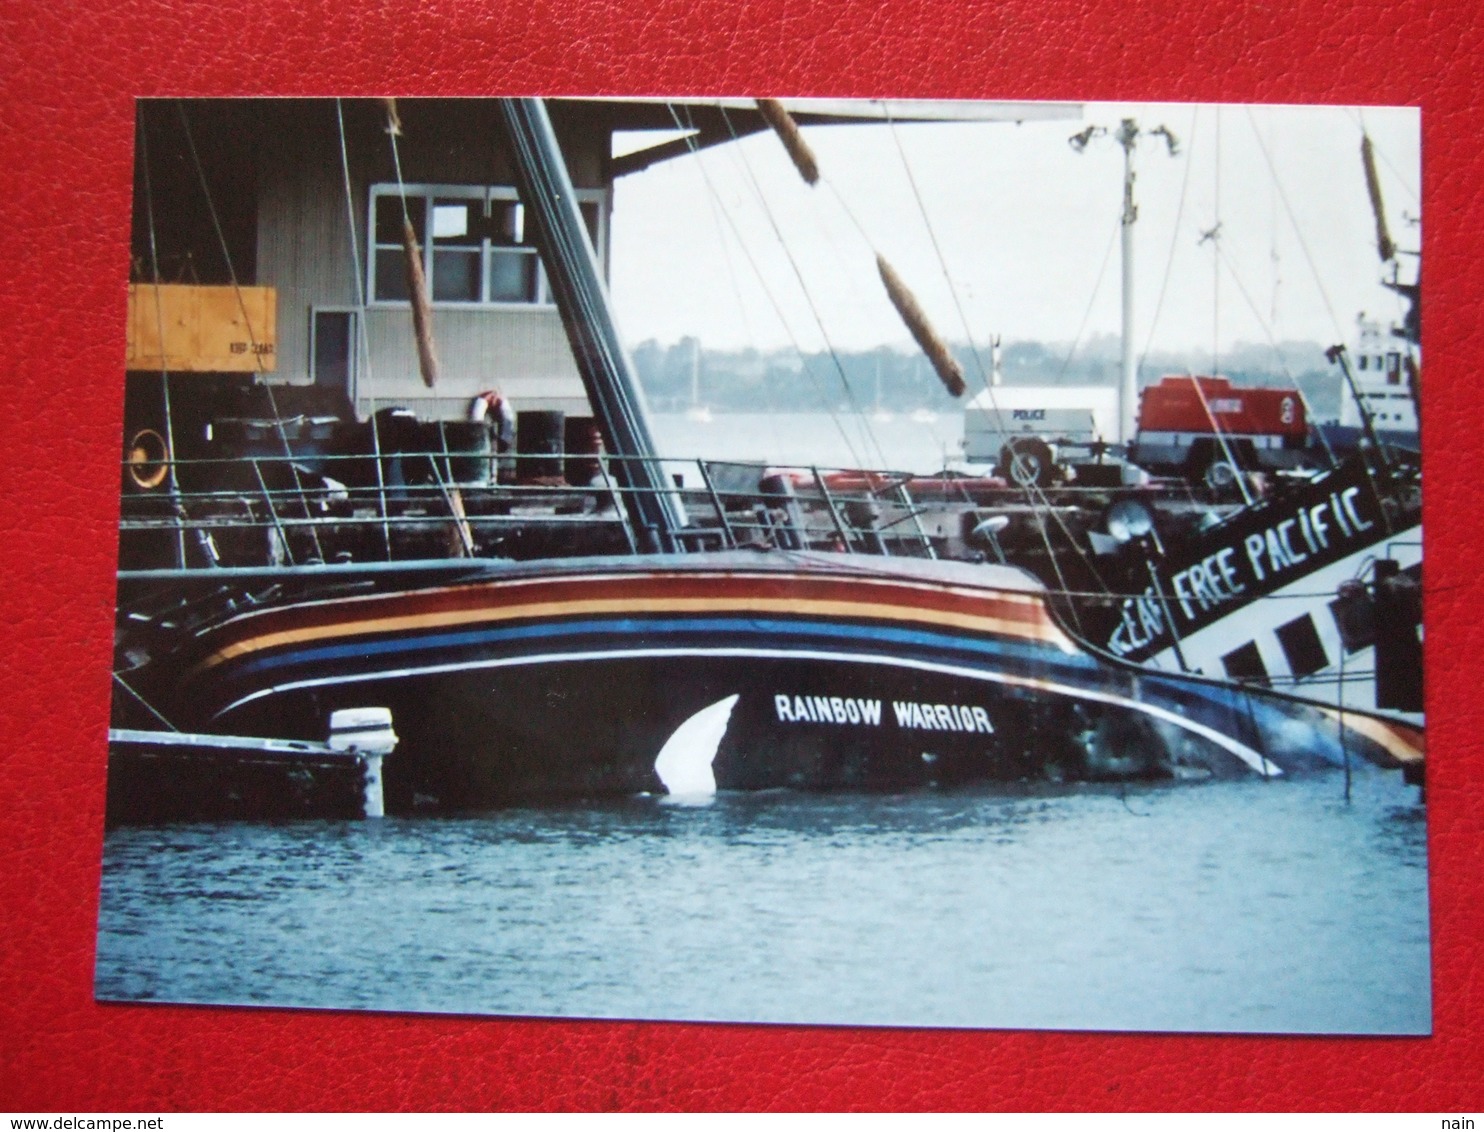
[
  {"x1": 997, "y1": 437, "x2": 1055, "y2": 488},
  {"x1": 1203, "y1": 457, "x2": 1240, "y2": 492},
  {"x1": 469, "y1": 390, "x2": 516, "y2": 449},
  {"x1": 124, "y1": 427, "x2": 170, "y2": 491}
]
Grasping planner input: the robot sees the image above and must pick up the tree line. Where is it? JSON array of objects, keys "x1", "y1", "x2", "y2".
[{"x1": 632, "y1": 334, "x2": 1347, "y2": 419}]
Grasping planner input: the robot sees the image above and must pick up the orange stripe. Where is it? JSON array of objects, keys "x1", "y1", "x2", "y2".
[
  {"x1": 200, "y1": 590, "x2": 1077, "y2": 670},
  {"x1": 1316, "y1": 707, "x2": 1425, "y2": 764},
  {"x1": 216, "y1": 568, "x2": 1051, "y2": 636}
]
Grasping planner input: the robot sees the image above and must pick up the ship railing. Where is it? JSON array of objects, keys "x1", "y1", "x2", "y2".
[{"x1": 117, "y1": 448, "x2": 978, "y2": 570}]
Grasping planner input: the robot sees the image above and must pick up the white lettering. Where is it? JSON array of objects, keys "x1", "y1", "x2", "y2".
[
  {"x1": 1171, "y1": 570, "x2": 1196, "y2": 620},
  {"x1": 1112, "y1": 601, "x2": 1144, "y2": 653},
  {"x1": 1277, "y1": 518, "x2": 1308, "y2": 566},
  {"x1": 1341, "y1": 486, "x2": 1373, "y2": 532},
  {"x1": 1297, "y1": 506, "x2": 1317, "y2": 553},
  {"x1": 1266, "y1": 527, "x2": 1292, "y2": 571},
  {"x1": 1245, "y1": 532, "x2": 1268, "y2": 582},
  {"x1": 776, "y1": 695, "x2": 886, "y2": 727},
  {"x1": 1329, "y1": 492, "x2": 1352, "y2": 538},
  {"x1": 888, "y1": 702, "x2": 996, "y2": 732},
  {"x1": 1186, "y1": 561, "x2": 1217, "y2": 610},
  {"x1": 1214, "y1": 547, "x2": 1245, "y2": 598},
  {"x1": 1137, "y1": 591, "x2": 1164, "y2": 640},
  {"x1": 1308, "y1": 503, "x2": 1331, "y2": 551}
]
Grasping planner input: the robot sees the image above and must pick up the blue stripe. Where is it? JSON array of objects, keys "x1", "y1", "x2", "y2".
[{"x1": 218, "y1": 614, "x2": 1097, "y2": 685}]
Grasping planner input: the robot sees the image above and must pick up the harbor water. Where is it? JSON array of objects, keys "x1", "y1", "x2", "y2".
[
  {"x1": 650, "y1": 410, "x2": 968, "y2": 474},
  {"x1": 95, "y1": 767, "x2": 1429, "y2": 1034},
  {"x1": 96, "y1": 413, "x2": 1430, "y2": 1034}
]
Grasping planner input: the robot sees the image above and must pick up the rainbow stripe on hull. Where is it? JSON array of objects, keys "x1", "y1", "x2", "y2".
[{"x1": 131, "y1": 552, "x2": 1419, "y2": 811}]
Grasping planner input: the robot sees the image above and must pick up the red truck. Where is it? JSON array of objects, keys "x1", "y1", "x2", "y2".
[{"x1": 1131, "y1": 375, "x2": 1311, "y2": 489}]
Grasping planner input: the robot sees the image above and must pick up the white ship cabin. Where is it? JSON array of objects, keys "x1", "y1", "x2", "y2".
[
  {"x1": 126, "y1": 98, "x2": 628, "y2": 434},
  {"x1": 1338, "y1": 314, "x2": 1418, "y2": 435},
  {"x1": 123, "y1": 97, "x2": 1080, "y2": 471}
]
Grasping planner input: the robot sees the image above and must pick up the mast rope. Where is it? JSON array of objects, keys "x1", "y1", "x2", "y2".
[
  {"x1": 715, "y1": 105, "x2": 893, "y2": 469},
  {"x1": 112, "y1": 671, "x2": 180, "y2": 732},
  {"x1": 663, "y1": 102, "x2": 881, "y2": 472},
  {"x1": 175, "y1": 101, "x2": 327, "y2": 564},
  {"x1": 136, "y1": 109, "x2": 187, "y2": 570},
  {"x1": 880, "y1": 106, "x2": 1114, "y2": 606},
  {"x1": 1209, "y1": 238, "x2": 1339, "y2": 468},
  {"x1": 1244, "y1": 107, "x2": 1347, "y2": 344},
  {"x1": 336, "y1": 98, "x2": 394, "y2": 560},
  {"x1": 1138, "y1": 107, "x2": 1199, "y2": 374},
  {"x1": 382, "y1": 99, "x2": 441, "y2": 389}
]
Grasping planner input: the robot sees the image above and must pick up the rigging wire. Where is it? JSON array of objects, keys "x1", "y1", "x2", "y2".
[
  {"x1": 1243, "y1": 107, "x2": 1409, "y2": 481},
  {"x1": 1212, "y1": 107, "x2": 1222, "y2": 381},
  {"x1": 175, "y1": 100, "x2": 327, "y2": 565},
  {"x1": 664, "y1": 102, "x2": 879, "y2": 471},
  {"x1": 696, "y1": 149, "x2": 760, "y2": 350},
  {"x1": 136, "y1": 109, "x2": 187, "y2": 570},
  {"x1": 1189, "y1": 109, "x2": 1260, "y2": 509},
  {"x1": 112, "y1": 671, "x2": 179, "y2": 732},
  {"x1": 1138, "y1": 106, "x2": 1199, "y2": 372},
  {"x1": 741, "y1": 101, "x2": 1103, "y2": 590},
  {"x1": 666, "y1": 105, "x2": 866, "y2": 461},
  {"x1": 335, "y1": 98, "x2": 394, "y2": 561},
  {"x1": 1210, "y1": 238, "x2": 1338, "y2": 467},
  {"x1": 1349, "y1": 108, "x2": 1422, "y2": 211},
  {"x1": 1244, "y1": 106, "x2": 1348, "y2": 343},
  {"x1": 879, "y1": 108, "x2": 1114, "y2": 609},
  {"x1": 714, "y1": 104, "x2": 893, "y2": 469},
  {"x1": 879, "y1": 110, "x2": 991, "y2": 388},
  {"x1": 1053, "y1": 213, "x2": 1121, "y2": 385}
]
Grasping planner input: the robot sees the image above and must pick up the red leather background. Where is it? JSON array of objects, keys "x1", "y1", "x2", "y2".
[{"x1": 1, "y1": 0, "x2": 1480, "y2": 1112}]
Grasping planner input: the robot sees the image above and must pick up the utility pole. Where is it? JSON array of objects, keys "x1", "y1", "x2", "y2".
[
  {"x1": 1071, "y1": 119, "x2": 1179, "y2": 448},
  {"x1": 1116, "y1": 119, "x2": 1139, "y2": 449}
]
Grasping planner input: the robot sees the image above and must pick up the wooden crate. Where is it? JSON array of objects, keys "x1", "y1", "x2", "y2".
[{"x1": 126, "y1": 284, "x2": 277, "y2": 373}]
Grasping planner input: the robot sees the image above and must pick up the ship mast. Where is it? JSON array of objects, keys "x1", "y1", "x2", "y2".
[
  {"x1": 1072, "y1": 118, "x2": 1178, "y2": 447},
  {"x1": 497, "y1": 98, "x2": 686, "y2": 553},
  {"x1": 1117, "y1": 119, "x2": 1139, "y2": 448}
]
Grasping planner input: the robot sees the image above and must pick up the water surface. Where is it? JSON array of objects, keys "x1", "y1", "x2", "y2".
[{"x1": 96, "y1": 768, "x2": 1429, "y2": 1034}]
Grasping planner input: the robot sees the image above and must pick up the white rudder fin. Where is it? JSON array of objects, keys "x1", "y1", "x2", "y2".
[{"x1": 654, "y1": 695, "x2": 740, "y2": 799}]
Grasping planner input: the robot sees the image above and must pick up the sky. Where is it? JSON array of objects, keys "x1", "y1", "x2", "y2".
[{"x1": 607, "y1": 102, "x2": 1420, "y2": 366}]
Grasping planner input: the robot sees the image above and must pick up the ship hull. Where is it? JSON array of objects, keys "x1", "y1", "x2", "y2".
[{"x1": 112, "y1": 553, "x2": 1420, "y2": 816}]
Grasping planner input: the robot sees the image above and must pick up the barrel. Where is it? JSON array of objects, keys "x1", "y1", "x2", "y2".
[
  {"x1": 436, "y1": 421, "x2": 493, "y2": 486},
  {"x1": 517, "y1": 410, "x2": 565, "y2": 481},
  {"x1": 564, "y1": 416, "x2": 602, "y2": 485}
]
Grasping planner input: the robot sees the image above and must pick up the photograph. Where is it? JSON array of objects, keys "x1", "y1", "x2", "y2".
[{"x1": 95, "y1": 95, "x2": 1428, "y2": 1034}]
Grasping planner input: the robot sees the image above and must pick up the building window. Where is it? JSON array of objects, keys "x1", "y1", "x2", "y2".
[
  {"x1": 368, "y1": 184, "x2": 606, "y2": 307},
  {"x1": 1386, "y1": 352, "x2": 1403, "y2": 385}
]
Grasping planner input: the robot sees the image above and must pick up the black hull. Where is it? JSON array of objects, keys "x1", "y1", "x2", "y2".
[
  {"x1": 109, "y1": 554, "x2": 1421, "y2": 821},
  {"x1": 205, "y1": 652, "x2": 1197, "y2": 813}
]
